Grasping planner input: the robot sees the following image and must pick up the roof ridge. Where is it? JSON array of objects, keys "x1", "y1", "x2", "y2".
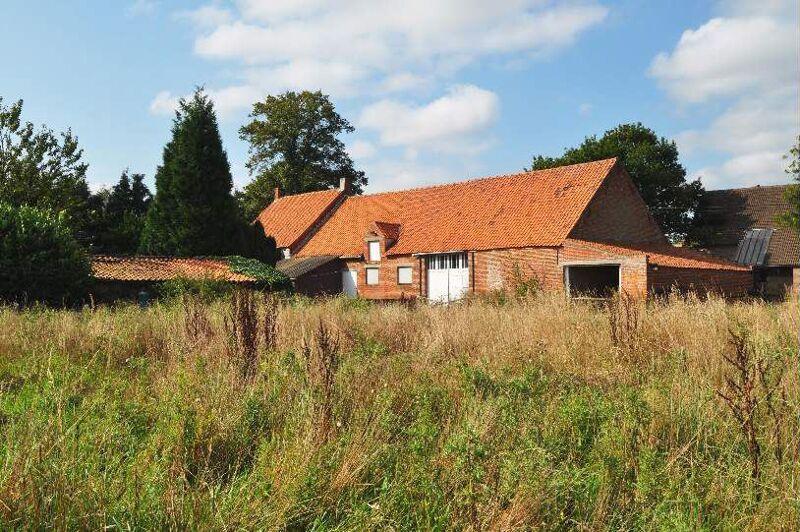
[
  {"x1": 272, "y1": 188, "x2": 343, "y2": 201},
  {"x1": 706, "y1": 183, "x2": 792, "y2": 193},
  {"x1": 352, "y1": 157, "x2": 619, "y2": 199}
]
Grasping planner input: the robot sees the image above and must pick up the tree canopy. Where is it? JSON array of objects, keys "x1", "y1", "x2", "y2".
[
  {"x1": 529, "y1": 123, "x2": 703, "y2": 241},
  {"x1": 778, "y1": 137, "x2": 799, "y2": 232},
  {"x1": 87, "y1": 170, "x2": 152, "y2": 254},
  {"x1": 0, "y1": 97, "x2": 91, "y2": 234},
  {"x1": 237, "y1": 91, "x2": 366, "y2": 220},
  {"x1": 0, "y1": 202, "x2": 90, "y2": 306},
  {"x1": 139, "y1": 89, "x2": 242, "y2": 256}
]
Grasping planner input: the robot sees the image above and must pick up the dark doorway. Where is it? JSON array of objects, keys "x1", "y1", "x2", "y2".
[{"x1": 566, "y1": 265, "x2": 619, "y2": 297}]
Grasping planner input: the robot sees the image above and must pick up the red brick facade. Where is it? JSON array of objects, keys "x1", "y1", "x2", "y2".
[
  {"x1": 648, "y1": 267, "x2": 752, "y2": 297},
  {"x1": 569, "y1": 166, "x2": 666, "y2": 245},
  {"x1": 472, "y1": 247, "x2": 561, "y2": 292},
  {"x1": 560, "y1": 239, "x2": 648, "y2": 297}
]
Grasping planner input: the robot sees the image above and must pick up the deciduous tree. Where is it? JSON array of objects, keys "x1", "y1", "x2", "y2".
[
  {"x1": 0, "y1": 97, "x2": 90, "y2": 233},
  {"x1": 529, "y1": 123, "x2": 703, "y2": 241},
  {"x1": 778, "y1": 137, "x2": 799, "y2": 231},
  {"x1": 0, "y1": 202, "x2": 90, "y2": 306},
  {"x1": 238, "y1": 91, "x2": 366, "y2": 220}
]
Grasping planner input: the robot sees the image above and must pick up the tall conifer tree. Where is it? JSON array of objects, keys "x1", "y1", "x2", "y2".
[{"x1": 140, "y1": 89, "x2": 241, "y2": 256}]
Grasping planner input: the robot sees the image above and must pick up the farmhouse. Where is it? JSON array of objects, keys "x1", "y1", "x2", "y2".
[
  {"x1": 262, "y1": 158, "x2": 750, "y2": 300},
  {"x1": 693, "y1": 184, "x2": 799, "y2": 298}
]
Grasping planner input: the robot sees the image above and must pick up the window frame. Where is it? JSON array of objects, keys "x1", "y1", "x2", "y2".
[
  {"x1": 368, "y1": 240, "x2": 381, "y2": 262},
  {"x1": 397, "y1": 265, "x2": 413, "y2": 285},
  {"x1": 365, "y1": 266, "x2": 380, "y2": 285}
]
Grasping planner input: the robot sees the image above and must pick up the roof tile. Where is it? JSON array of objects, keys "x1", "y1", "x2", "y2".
[
  {"x1": 256, "y1": 189, "x2": 343, "y2": 249},
  {"x1": 91, "y1": 256, "x2": 256, "y2": 282},
  {"x1": 694, "y1": 184, "x2": 799, "y2": 266},
  {"x1": 567, "y1": 239, "x2": 750, "y2": 271},
  {"x1": 299, "y1": 158, "x2": 618, "y2": 257}
]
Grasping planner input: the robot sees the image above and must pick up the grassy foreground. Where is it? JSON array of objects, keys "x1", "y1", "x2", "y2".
[{"x1": 0, "y1": 293, "x2": 797, "y2": 530}]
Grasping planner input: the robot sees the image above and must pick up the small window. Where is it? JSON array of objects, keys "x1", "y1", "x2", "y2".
[
  {"x1": 366, "y1": 267, "x2": 379, "y2": 285},
  {"x1": 397, "y1": 266, "x2": 412, "y2": 285},
  {"x1": 368, "y1": 241, "x2": 381, "y2": 262}
]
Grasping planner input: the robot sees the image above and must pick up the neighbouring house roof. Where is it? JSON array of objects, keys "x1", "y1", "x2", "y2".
[
  {"x1": 566, "y1": 239, "x2": 750, "y2": 271},
  {"x1": 734, "y1": 228, "x2": 773, "y2": 266},
  {"x1": 694, "y1": 184, "x2": 799, "y2": 266},
  {"x1": 276, "y1": 255, "x2": 339, "y2": 279},
  {"x1": 294, "y1": 158, "x2": 619, "y2": 257},
  {"x1": 91, "y1": 256, "x2": 256, "y2": 283},
  {"x1": 256, "y1": 189, "x2": 344, "y2": 250}
]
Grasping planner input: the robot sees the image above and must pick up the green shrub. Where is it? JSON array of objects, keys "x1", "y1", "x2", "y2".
[
  {"x1": 0, "y1": 203, "x2": 90, "y2": 306},
  {"x1": 158, "y1": 277, "x2": 234, "y2": 301},
  {"x1": 226, "y1": 255, "x2": 291, "y2": 291}
]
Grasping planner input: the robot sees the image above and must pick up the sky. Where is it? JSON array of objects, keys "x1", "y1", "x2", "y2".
[{"x1": 2, "y1": 0, "x2": 798, "y2": 194}]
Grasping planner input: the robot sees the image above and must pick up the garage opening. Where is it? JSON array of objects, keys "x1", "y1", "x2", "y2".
[{"x1": 565, "y1": 265, "x2": 619, "y2": 298}]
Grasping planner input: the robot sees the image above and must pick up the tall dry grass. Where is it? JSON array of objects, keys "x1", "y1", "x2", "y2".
[{"x1": 0, "y1": 291, "x2": 797, "y2": 530}]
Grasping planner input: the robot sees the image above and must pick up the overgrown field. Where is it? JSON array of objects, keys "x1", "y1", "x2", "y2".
[{"x1": 0, "y1": 293, "x2": 797, "y2": 530}]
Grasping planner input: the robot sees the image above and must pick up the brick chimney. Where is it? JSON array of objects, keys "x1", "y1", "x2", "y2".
[
  {"x1": 273, "y1": 187, "x2": 280, "y2": 200},
  {"x1": 339, "y1": 177, "x2": 351, "y2": 194}
]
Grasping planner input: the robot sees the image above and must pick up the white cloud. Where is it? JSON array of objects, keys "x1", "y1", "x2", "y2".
[
  {"x1": 348, "y1": 140, "x2": 376, "y2": 161},
  {"x1": 157, "y1": 0, "x2": 606, "y2": 123},
  {"x1": 243, "y1": 60, "x2": 368, "y2": 98},
  {"x1": 149, "y1": 86, "x2": 263, "y2": 119},
  {"x1": 149, "y1": 91, "x2": 179, "y2": 115},
  {"x1": 176, "y1": 5, "x2": 233, "y2": 29},
  {"x1": 379, "y1": 73, "x2": 431, "y2": 94},
  {"x1": 650, "y1": 0, "x2": 799, "y2": 189},
  {"x1": 359, "y1": 158, "x2": 459, "y2": 192},
  {"x1": 577, "y1": 103, "x2": 593, "y2": 115},
  {"x1": 359, "y1": 85, "x2": 499, "y2": 153},
  {"x1": 649, "y1": 16, "x2": 796, "y2": 103},
  {"x1": 125, "y1": 0, "x2": 157, "y2": 17}
]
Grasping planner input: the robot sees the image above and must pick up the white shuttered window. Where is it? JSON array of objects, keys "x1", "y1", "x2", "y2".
[
  {"x1": 397, "y1": 266, "x2": 412, "y2": 285},
  {"x1": 368, "y1": 241, "x2": 381, "y2": 262},
  {"x1": 366, "y1": 267, "x2": 379, "y2": 285}
]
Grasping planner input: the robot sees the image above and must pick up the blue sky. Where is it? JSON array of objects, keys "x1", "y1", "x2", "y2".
[{"x1": 2, "y1": 0, "x2": 797, "y2": 194}]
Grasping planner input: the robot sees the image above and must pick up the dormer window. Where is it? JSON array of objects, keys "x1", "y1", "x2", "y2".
[{"x1": 368, "y1": 240, "x2": 381, "y2": 262}]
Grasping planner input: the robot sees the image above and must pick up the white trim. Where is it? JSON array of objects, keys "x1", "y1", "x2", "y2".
[
  {"x1": 412, "y1": 250, "x2": 467, "y2": 257},
  {"x1": 560, "y1": 260, "x2": 622, "y2": 267}
]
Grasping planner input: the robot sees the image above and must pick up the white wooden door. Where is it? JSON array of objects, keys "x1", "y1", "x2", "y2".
[
  {"x1": 342, "y1": 269, "x2": 358, "y2": 297},
  {"x1": 427, "y1": 253, "x2": 469, "y2": 303}
]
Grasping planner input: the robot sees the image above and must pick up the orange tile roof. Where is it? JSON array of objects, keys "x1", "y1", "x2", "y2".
[
  {"x1": 566, "y1": 239, "x2": 750, "y2": 271},
  {"x1": 256, "y1": 189, "x2": 343, "y2": 249},
  {"x1": 91, "y1": 256, "x2": 256, "y2": 282},
  {"x1": 299, "y1": 158, "x2": 619, "y2": 257},
  {"x1": 373, "y1": 221, "x2": 401, "y2": 240}
]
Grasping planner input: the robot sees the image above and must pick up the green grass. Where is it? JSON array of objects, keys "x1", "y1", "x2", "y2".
[{"x1": 0, "y1": 293, "x2": 797, "y2": 530}]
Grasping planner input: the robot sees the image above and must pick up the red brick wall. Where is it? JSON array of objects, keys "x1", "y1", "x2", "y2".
[
  {"x1": 472, "y1": 247, "x2": 562, "y2": 292},
  {"x1": 294, "y1": 259, "x2": 344, "y2": 296},
  {"x1": 560, "y1": 239, "x2": 648, "y2": 297},
  {"x1": 648, "y1": 266, "x2": 752, "y2": 297},
  {"x1": 344, "y1": 256, "x2": 422, "y2": 300},
  {"x1": 569, "y1": 166, "x2": 666, "y2": 245}
]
